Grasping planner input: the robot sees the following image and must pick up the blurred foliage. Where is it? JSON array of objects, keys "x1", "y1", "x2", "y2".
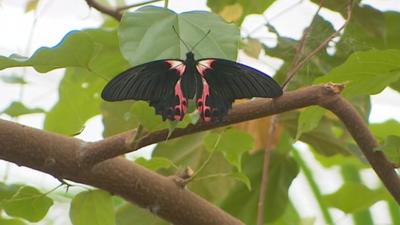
[{"x1": 0, "y1": 1, "x2": 400, "y2": 225}]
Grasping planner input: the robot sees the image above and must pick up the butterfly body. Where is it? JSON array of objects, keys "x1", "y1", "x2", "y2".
[{"x1": 102, "y1": 51, "x2": 283, "y2": 122}]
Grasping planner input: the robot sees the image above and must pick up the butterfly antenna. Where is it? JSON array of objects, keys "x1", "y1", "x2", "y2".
[
  {"x1": 191, "y1": 29, "x2": 211, "y2": 51},
  {"x1": 172, "y1": 25, "x2": 191, "y2": 52}
]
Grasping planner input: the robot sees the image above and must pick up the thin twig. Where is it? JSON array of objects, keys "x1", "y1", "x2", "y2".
[
  {"x1": 116, "y1": 0, "x2": 163, "y2": 11},
  {"x1": 282, "y1": 0, "x2": 353, "y2": 89},
  {"x1": 85, "y1": 0, "x2": 122, "y2": 20},
  {"x1": 255, "y1": 116, "x2": 277, "y2": 225},
  {"x1": 256, "y1": 1, "x2": 326, "y2": 224}
]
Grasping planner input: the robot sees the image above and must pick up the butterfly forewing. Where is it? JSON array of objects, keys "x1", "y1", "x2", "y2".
[
  {"x1": 101, "y1": 59, "x2": 189, "y2": 121},
  {"x1": 194, "y1": 58, "x2": 283, "y2": 122}
]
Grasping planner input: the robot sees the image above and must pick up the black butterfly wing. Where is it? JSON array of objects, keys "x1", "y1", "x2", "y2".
[
  {"x1": 101, "y1": 59, "x2": 188, "y2": 121},
  {"x1": 195, "y1": 58, "x2": 282, "y2": 122}
]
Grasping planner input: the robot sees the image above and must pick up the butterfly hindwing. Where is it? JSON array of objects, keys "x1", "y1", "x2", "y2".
[
  {"x1": 101, "y1": 59, "x2": 188, "y2": 121},
  {"x1": 195, "y1": 58, "x2": 282, "y2": 121}
]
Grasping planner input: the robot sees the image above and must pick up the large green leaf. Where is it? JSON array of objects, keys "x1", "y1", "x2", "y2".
[
  {"x1": 70, "y1": 190, "x2": 116, "y2": 225},
  {"x1": 220, "y1": 150, "x2": 299, "y2": 224},
  {"x1": 101, "y1": 101, "x2": 138, "y2": 137},
  {"x1": 44, "y1": 29, "x2": 129, "y2": 135},
  {"x1": 118, "y1": 6, "x2": 240, "y2": 66},
  {"x1": 323, "y1": 183, "x2": 389, "y2": 213},
  {"x1": 0, "y1": 31, "x2": 100, "y2": 73},
  {"x1": 315, "y1": 49, "x2": 400, "y2": 97},
  {"x1": 43, "y1": 68, "x2": 103, "y2": 134},
  {"x1": 203, "y1": 128, "x2": 254, "y2": 172},
  {"x1": 2, "y1": 101, "x2": 45, "y2": 117},
  {"x1": 2, "y1": 186, "x2": 53, "y2": 222}
]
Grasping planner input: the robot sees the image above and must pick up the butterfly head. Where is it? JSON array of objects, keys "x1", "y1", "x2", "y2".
[{"x1": 186, "y1": 51, "x2": 195, "y2": 61}]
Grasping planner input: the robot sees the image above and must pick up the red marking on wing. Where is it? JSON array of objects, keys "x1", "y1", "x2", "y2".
[
  {"x1": 197, "y1": 78, "x2": 211, "y2": 122},
  {"x1": 173, "y1": 80, "x2": 188, "y2": 121},
  {"x1": 165, "y1": 60, "x2": 186, "y2": 76},
  {"x1": 196, "y1": 59, "x2": 215, "y2": 76}
]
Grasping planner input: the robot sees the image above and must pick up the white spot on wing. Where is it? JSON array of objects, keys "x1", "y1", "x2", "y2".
[
  {"x1": 166, "y1": 60, "x2": 185, "y2": 76},
  {"x1": 196, "y1": 59, "x2": 215, "y2": 76}
]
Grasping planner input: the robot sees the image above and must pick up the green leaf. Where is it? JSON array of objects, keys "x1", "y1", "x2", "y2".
[
  {"x1": 44, "y1": 29, "x2": 129, "y2": 135},
  {"x1": 135, "y1": 157, "x2": 176, "y2": 171},
  {"x1": 44, "y1": 68, "x2": 103, "y2": 134},
  {"x1": 207, "y1": 0, "x2": 276, "y2": 23},
  {"x1": 116, "y1": 202, "x2": 168, "y2": 225},
  {"x1": 230, "y1": 172, "x2": 251, "y2": 190},
  {"x1": 0, "y1": 75, "x2": 28, "y2": 84},
  {"x1": 296, "y1": 106, "x2": 325, "y2": 140},
  {"x1": 153, "y1": 133, "x2": 236, "y2": 203},
  {"x1": 0, "y1": 31, "x2": 101, "y2": 73},
  {"x1": 312, "y1": 148, "x2": 367, "y2": 169},
  {"x1": 118, "y1": 6, "x2": 239, "y2": 66},
  {"x1": 323, "y1": 183, "x2": 389, "y2": 213},
  {"x1": 70, "y1": 190, "x2": 115, "y2": 225},
  {"x1": 3, "y1": 186, "x2": 53, "y2": 222},
  {"x1": 369, "y1": 119, "x2": 400, "y2": 140},
  {"x1": 267, "y1": 202, "x2": 300, "y2": 225},
  {"x1": 375, "y1": 135, "x2": 400, "y2": 166},
  {"x1": 315, "y1": 49, "x2": 400, "y2": 97},
  {"x1": 281, "y1": 112, "x2": 350, "y2": 156},
  {"x1": 101, "y1": 101, "x2": 138, "y2": 137},
  {"x1": 0, "y1": 183, "x2": 20, "y2": 202},
  {"x1": 220, "y1": 150, "x2": 299, "y2": 224},
  {"x1": 2, "y1": 101, "x2": 45, "y2": 117},
  {"x1": 130, "y1": 101, "x2": 169, "y2": 132},
  {"x1": 203, "y1": 128, "x2": 254, "y2": 172},
  {"x1": 0, "y1": 218, "x2": 27, "y2": 225}
]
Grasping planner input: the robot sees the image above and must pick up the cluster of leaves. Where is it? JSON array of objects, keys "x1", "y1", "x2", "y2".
[{"x1": 0, "y1": 0, "x2": 400, "y2": 225}]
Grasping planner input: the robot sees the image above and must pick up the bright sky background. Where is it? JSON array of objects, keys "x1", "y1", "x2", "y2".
[{"x1": 0, "y1": 0, "x2": 400, "y2": 225}]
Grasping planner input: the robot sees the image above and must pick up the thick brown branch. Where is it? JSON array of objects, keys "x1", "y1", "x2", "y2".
[
  {"x1": 78, "y1": 84, "x2": 400, "y2": 205},
  {"x1": 320, "y1": 95, "x2": 400, "y2": 204},
  {"x1": 0, "y1": 119, "x2": 244, "y2": 225},
  {"x1": 80, "y1": 85, "x2": 327, "y2": 166}
]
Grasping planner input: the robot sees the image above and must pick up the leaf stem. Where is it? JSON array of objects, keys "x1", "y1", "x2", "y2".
[{"x1": 186, "y1": 133, "x2": 222, "y2": 183}]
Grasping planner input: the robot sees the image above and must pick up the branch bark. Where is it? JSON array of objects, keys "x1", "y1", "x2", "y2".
[
  {"x1": 0, "y1": 84, "x2": 399, "y2": 225},
  {"x1": 78, "y1": 83, "x2": 400, "y2": 205},
  {"x1": 0, "y1": 119, "x2": 244, "y2": 225}
]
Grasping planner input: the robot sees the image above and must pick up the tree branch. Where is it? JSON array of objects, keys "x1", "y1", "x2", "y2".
[
  {"x1": 1, "y1": 84, "x2": 399, "y2": 225},
  {"x1": 0, "y1": 119, "x2": 244, "y2": 225}
]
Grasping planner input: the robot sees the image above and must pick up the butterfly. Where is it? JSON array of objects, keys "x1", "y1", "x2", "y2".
[{"x1": 101, "y1": 29, "x2": 283, "y2": 122}]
